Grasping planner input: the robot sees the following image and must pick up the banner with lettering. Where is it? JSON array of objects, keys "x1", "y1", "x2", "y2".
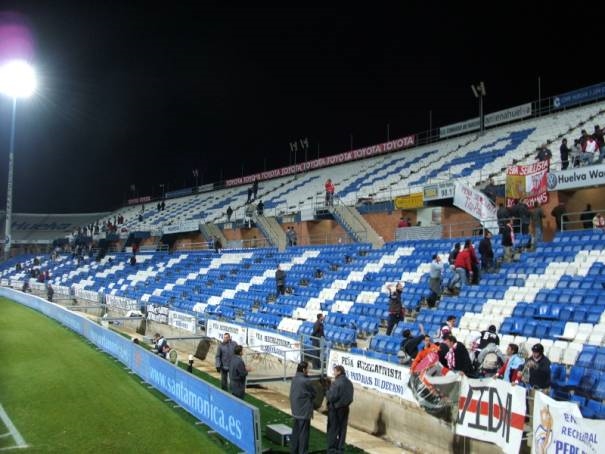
[
  {"x1": 247, "y1": 328, "x2": 301, "y2": 363},
  {"x1": 505, "y1": 160, "x2": 549, "y2": 208},
  {"x1": 168, "y1": 310, "x2": 197, "y2": 333},
  {"x1": 206, "y1": 319, "x2": 248, "y2": 346},
  {"x1": 328, "y1": 350, "x2": 416, "y2": 403},
  {"x1": 453, "y1": 183, "x2": 498, "y2": 231},
  {"x1": 225, "y1": 135, "x2": 416, "y2": 187},
  {"x1": 532, "y1": 391, "x2": 604, "y2": 454},
  {"x1": 456, "y1": 377, "x2": 526, "y2": 454}
]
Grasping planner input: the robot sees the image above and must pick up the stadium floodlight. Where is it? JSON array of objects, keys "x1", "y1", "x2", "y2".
[
  {"x1": 0, "y1": 59, "x2": 37, "y2": 258},
  {"x1": 0, "y1": 60, "x2": 37, "y2": 98},
  {"x1": 471, "y1": 81, "x2": 487, "y2": 134}
]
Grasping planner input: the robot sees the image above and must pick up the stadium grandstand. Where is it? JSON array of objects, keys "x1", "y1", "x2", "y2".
[{"x1": 4, "y1": 82, "x2": 605, "y2": 453}]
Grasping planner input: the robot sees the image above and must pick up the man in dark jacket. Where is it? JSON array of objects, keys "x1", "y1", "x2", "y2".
[
  {"x1": 386, "y1": 282, "x2": 404, "y2": 335},
  {"x1": 326, "y1": 365, "x2": 354, "y2": 453},
  {"x1": 310, "y1": 313, "x2": 324, "y2": 368},
  {"x1": 229, "y1": 345, "x2": 250, "y2": 399},
  {"x1": 496, "y1": 203, "x2": 511, "y2": 234},
  {"x1": 478, "y1": 231, "x2": 494, "y2": 272},
  {"x1": 215, "y1": 333, "x2": 237, "y2": 391},
  {"x1": 289, "y1": 361, "x2": 317, "y2": 454},
  {"x1": 401, "y1": 324, "x2": 426, "y2": 360},
  {"x1": 502, "y1": 219, "x2": 514, "y2": 262},
  {"x1": 276, "y1": 265, "x2": 286, "y2": 295},
  {"x1": 442, "y1": 335, "x2": 474, "y2": 376}
]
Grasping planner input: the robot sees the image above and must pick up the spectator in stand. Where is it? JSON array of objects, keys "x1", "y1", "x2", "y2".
[
  {"x1": 497, "y1": 343, "x2": 525, "y2": 383},
  {"x1": 226, "y1": 205, "x2": 233, "y2": 222},
  {"x1": 442, "y1": 335, "x2": 474, "y2": 376},
  {"x1": 213, "y1": 236, "x2": 222, "y2": 254},
  {"x1": 581, "y1": 134, "x2": 599, "y2": 165},
  {"x1": 427, "y1": 254, "x2": 444, "y2": 308},
  {"x1": 257, "y1": 200, "x2": 264, "y2": 216},
  {"x1": 401, "y1": 324, "x2": 426, "y2": 360},
  {"x1": 571, "y1": 138, "x2": 582, "y2": 167},
  {"x1": 478, "y1": 230, "x2": 494, "y2": 272},
  {"x1": 535, "y1": 144, "x2": 552, "y2": 162},
  {"x1": 410, "y1": 335, "x2": 439, "y2": 372},
  {"x1": 325, "y1": 178, "x2": 335, "y2": 206},
  {"x1": 246, "y1": 187, "x2": 253, "y2": 203},
  {"x1": 531, "y1": 202, "x2": 545, "y2": 247},
  {"x1": 252, "y1": 179, "x2": 259, "y2": 200},
  {"x1": 215, "y1": 333, "x2": 237, "y2": 391},
  {"x1": 502, "y1": 218, "x2": 514, "y2": 262},
  {"x1": 594, "y1": 125, "x2": 605, "y2": 162},
  {"x1": 496, "y1": 203, "x2": 510, "y2": 234},
  {"x1": 157, "y1": 202, "x2": 161, "y2": 211},
  {"x1": 386, "y1": 282, "x2": 405, "y2": 335},
  {"x1": 290, "y1": 227, "x2": 298, "y2": 246},
  {"x1": 453, "y1": 241, "x2": 473, "y2": 289},
  {"x1": 483, "y1": 178, "x2": 498, "y2": 203},
  {"x1": 310, "y1": 313, "x2": 325, "y2": 368},
  {"x1": 275, "y1": 265, "x2": 286, "y2": 295},
  {"x1": 477, "y1": 325, "x2": 500, "y2": 351},
  {"x1": 551, "y1": 202, "x2": 567, "y2": 231},
  {"x1": 581, "y1": 204, "x2": 595, "y2": 229},
  {"x1": 289, "y1": 361, "x2": 316, "y2": 454},
  {"x1": 520, "y1": 343, "x2": 551, "y2": 422},
  {"x1": 448, "y1": 242, "x2": 461, "y2": 265},
  {"x1": 161, "y1": 200, "x2": 165, "y2": 211},
  {"x1": 466, "y1": 239, "x2": 480, "y2": 284},
  {"x1": 439, "y1": 315, "x2": 457, "y2": 339},
  {"x1": 593, "y1": 213, "x2": 605, "y2": 231},
  {"x1": 560, "y1": 138, "x2": 571, "y2": 170}
]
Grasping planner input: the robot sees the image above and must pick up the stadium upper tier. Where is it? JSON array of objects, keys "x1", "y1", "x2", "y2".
[
  {"x1": 3, "y1": 227, "x2": 605, "y2": 418},
  {"x1": 95, "y1": 101, "x2": 605, "y2": 231}
]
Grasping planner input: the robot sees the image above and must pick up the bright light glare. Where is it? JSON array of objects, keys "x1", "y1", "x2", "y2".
[{"x1": 0, "y1": 60, "x2": 36, "y2": 98}]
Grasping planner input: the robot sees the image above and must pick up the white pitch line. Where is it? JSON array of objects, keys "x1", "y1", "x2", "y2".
[{"x1": 0, "y1": 405, "x2": 27, "y2": 449}]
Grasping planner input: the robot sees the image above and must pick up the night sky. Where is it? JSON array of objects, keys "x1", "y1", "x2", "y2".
[{"x1": 0, "y1": 3, "x2": 599, "y2": 213}]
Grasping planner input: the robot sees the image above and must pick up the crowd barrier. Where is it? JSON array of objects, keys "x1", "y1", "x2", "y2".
[{"x1": 0, "y1": 288, "x2": 262, "y2": 454}]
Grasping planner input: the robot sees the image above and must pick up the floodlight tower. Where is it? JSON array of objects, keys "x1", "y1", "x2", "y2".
[
  {"x1": 0, "y1": 60, "x2": 37, "y2": 259},
  {"x1": 471, "y1": 81, "x2": 487, "y2": 134}
]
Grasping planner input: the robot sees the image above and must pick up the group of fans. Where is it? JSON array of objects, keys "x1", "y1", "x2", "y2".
[{"x1": 401, "y1": 318, "x2": 551, "y2": 389}]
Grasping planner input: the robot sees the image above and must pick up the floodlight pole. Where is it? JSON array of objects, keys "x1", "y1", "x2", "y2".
[
  {"x1": 4, "y1": 97, "x2": 17, "y2": 259},
  {"x1": 471, "y1": 81, "x2": 486, "y2": 134}
]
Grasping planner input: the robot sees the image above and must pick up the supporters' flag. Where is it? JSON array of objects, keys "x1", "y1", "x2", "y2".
[
  {"x1": 457, "y1": 377, "x2": 526, "y2": 454},
  {"x1": 505, "y1": 160, "x2": 549, "y2": 208}
]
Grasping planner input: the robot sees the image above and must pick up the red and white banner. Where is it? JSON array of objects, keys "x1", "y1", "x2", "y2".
[
  {"x1": 457, "y1": 377, "x2": 526, "y2": 454},
  {"x1": 127, "y1": 196, "x2": 152, "y2": 205},
  {"x1": 505, "y1": 160, "x2": 549, "y2": 208},
  {"x1": 453, "y1": 183, "x2": 498, "y2": 231},
  {"x1": 225, "y1": 135, "x2": 416, "y2": 187}
]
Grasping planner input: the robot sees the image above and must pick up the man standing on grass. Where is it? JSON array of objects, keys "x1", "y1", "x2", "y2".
[
  {"x1": 326, "y1": 365, "x2": 354, "y2": 453},
  {"x1": 289, "y1": 361, "x2": 316, "y2": 454},
  {"x1": 229, "y1": 345, "x2": 251, "y2": 399},
  {"x1": 215, "y1": 333, "x2": 237, "y2": 391}
]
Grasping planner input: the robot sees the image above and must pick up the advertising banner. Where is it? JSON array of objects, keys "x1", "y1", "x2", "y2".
[
  {"x1": 0, "y1": 288, "x2": 262, "y2": 454},
  {"x1": 394, "y1": 192, "x2": 424, "y2": 209},
  {"x1": 457, "y1": 377, "x2": 526, "y2": 454},
  {"x1": 247, "y1": 328, "x2": 301, "y2": 363},
  {"x1": 532, "y1": 391, "x2": 603, "y2": 454},
  {"x1": 168, "y1": 310, "x2": 197, "y2": 333},
  {"x1": 440, "y1": 103, "x2": 532, "y2": 138},
  {"x1": 206, "y1": 319, "x2": 248, "y2": 345},
  {"x1": 506, "y1": 160, "x2": 549, "y2": 208},
  {"x1": 146, "y1": 304, "x2": 169, "y2": 324},
  {"x1": 328, "y1": 350, "x2": 416, "y2": 403},
  {"x1": 553, "y1": 82, "x2": 605, "y2": 109},
  {"x1": 423, "y1": 182, "x2": 455, "y2": 201},
  {"x1": 106, "y1": 294, "x2": 139, "y2": 311},
  {"x1": 453, "y1": 183, "x2": 498, "y2": 231},
  {"x1": 162, "y1": 220, "x2": 200, "y2": 235},
  {"x1": 547, "y1": 164, "x2": 605, "y2": 191},
  {"x1": 225, "y1": 135, "x2": 416, "y2": 187}
]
